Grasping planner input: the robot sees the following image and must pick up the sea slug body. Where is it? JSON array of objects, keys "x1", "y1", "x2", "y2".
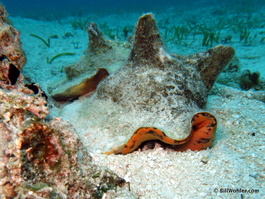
[{"x1": 104, "y1": 112, "x2": 217, "y2": 155}]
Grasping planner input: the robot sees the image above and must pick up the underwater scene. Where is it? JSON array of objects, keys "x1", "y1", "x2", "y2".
[{"x1": 0, "y1": 0, "x2": 264, "y2": 198}]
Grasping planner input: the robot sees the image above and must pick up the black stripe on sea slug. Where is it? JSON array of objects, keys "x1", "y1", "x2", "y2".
[
  {"x1": 192, "y1": 125, "x2": 199, "y2": 131},
  {"x1": 208, "y1": 122, "x2": 216, "y2": 127},
  {"x1": 129, "y1": 140, "x2": 136, "y2": 149},
  {"x1": 146, "y1": 130, "x2": 164, "y2": 140},
  {"x1": 161, "y1": 131, "x2": 166, "y2": 137},
  {"x1": 201, "y1": 112, "x2": 210, "y2": 117},
  {"x1": 203, "y1": 128, "x2": 211, "y2": 134},
  {"x1": 207, "y1": 128, "x2": 212, "y2": 132},
  {"x1": 197, "y1": 138, "x2": 211, "y2": 144},
  {"x1": 134, "y1": 127, "x2": 148, "y2": 134},
  {"x1": 174, "y1": 140, "x2": 182, "y2": 144}
]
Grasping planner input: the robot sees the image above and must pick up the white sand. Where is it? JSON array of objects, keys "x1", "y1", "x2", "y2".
[
  {"x1": 55, "y1": 85, "x2": 265, "y2": 198},
  {"x1": 11, "y1": 5, "x2": 265, "y2": 198}
]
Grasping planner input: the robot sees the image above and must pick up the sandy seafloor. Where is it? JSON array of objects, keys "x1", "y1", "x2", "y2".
[{"x1": 9, "y1": 4, "x2": 265, "y2": 199}]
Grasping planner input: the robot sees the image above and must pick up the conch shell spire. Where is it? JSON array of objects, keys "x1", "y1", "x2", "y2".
[
  {"x1": 192, "y1": 45, "x2": 235, "y2": 90},
  {"x1": 87, "y1": 22, "x2": 112, "y2": 53},
  {"x1": 129, "y1": 13, "x2": 170, "y2": 66}
]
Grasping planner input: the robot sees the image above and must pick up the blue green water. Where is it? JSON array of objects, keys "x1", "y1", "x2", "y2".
[
  {"x1": 2, "y1": 0, "x2": 265, "y2": 85},
  {"x1": 1, "y1": 0, "x2": 264, "y2": 19}
]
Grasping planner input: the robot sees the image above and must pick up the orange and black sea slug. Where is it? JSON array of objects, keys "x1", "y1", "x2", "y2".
[{"x1": 104, "y1": 112, "x2": 217, "y2": 155}]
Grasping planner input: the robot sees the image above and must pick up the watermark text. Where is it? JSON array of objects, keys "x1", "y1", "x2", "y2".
[{"x1": 214, "y1": 188, "x2": 259, "y2": 194}]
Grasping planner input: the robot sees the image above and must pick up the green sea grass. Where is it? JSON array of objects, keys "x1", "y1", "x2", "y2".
[
  {"x1": 71, "y1": 17, "x2": 90, "y2": 30},
  {"x1": 46, "y1": 52, "x2": 75, "y2": 64},
  {"x1": 30, "y1": 33, "x2": 51, "y2": 47},
  {"x1": 202, "y1": 31, "x2": 220, "y2": 47}
]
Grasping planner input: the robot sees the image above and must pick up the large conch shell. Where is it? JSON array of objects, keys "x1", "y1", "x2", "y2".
[{"x1": 97, "y1": 13, "x2": 234, "y2": 155}]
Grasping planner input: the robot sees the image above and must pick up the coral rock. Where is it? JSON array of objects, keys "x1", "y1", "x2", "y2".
[
  {"x1": 0, "y1": 4, "x2": 26, "y2": 90},
  {"x1": 0, "y1": 4, "x2": 26, "y2": 71},
  {"x1": 0, "y1": 117, "x2": 126, "y2": 198},
  {"x1": 0, "y1": 5, "x2": 129, "y2": 198}
]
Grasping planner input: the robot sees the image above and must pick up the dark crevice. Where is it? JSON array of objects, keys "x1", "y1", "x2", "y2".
[
  {"x1": 25, "y1": 83, "x2": 48, "y2": 100},
  {"x1": 8, "y1": 64, "x2": 20, "y2": 85},
  {"x1": 25, "y1": 83, "x2": 39, "y2": 94},
  {"x1": 0, "y1": 55, "x2": 9, "y2": 61}
]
